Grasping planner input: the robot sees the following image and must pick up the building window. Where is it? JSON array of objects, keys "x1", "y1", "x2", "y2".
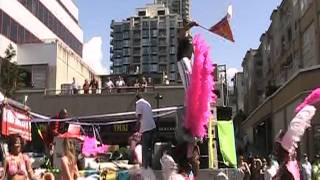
[
  {"x1": 18, "y1": 0, "x2": 83, "y2": 56},
  {"x1": 123, "y1": 48, "x2": 130, "y2": 56},
  {"x1": 38, "y1": 3, "x2": 44, "y2": 21},
  {"x1": 133, "y1": 48, "x2": 140, "y2": 55},
  {"x1": 0, "y1": 10, "x2": 41, "y2": 44},
  {"x1": 159, "y1": 56, "x2": 166, "y2": 62},
  {"x1": 143, "y1": 64, "x2": 150, "y2": 72},
  {"x1": 170, "y1": 46, "x2": 176, "y2": 54},
  {"x1": 133, "y1": 57, "x2": 140, "y2": 63},
  {"x1": 170, "y1": 73, "x2": 176, "y2": 80},
  {"x1": 142, "y1": 21, "x2": 149, "y2": 29},
  {"x1": 113, "y1": 25, "x2": 121, "y2": 32},
  {"x1": 142, "y1": 30, "x2": 149, "y2": 38},
  {"x1": 151, "y1": 64, "x2": 158, "y2": 72},
  {"x1": 159, "y1": 22, "x2": 166, "y2": 29},
  {"x1": 142, "y1": 55, "x2": 149, "y2": 62},
  {"x1": 151, "y1": 55, "x2": 157, "y2": 63},
  {"x1": 170, "y1": 64, "x2": 176, "y2": 71},
  {"x1": 142, "y1": 47, "x2": 150, "y2": 55},
  {"x1": 151, "y1": 30, "x2": 157, "y2": 37},
  {"x1": 159, "y1": 47, "x2": 167, "y2": 54},
  {"x1": 122, "y1": 23, "x2": 130, "y2": 31},
  {"x1": 170, "y1": 20, "x2": 176, "y2": 27},
  {"x1": 123, "y1": 57, "x2": 129, "y2": 64},
  {"x1": 150, "y1": 21, "x2": 157, "y2": 29},
  {"x1": 138, "y1": 11, "x2": 146, "y2": 16},
  {"x1": 159, "y1": 29, "x2": 166, "y2": 37},
  {"x1": 158, "y1": 10, "x2": 165, "y2": 15},
  {"x1": 159, "y1": 39, "x2": 166, "y2": 46},
  {"x1": 2, "y1": 12, "x2": 10, "y2": 37},
  {"x1": 142, "y1": 39, "x2": 149, "y2": 46},
  {"x1": 151, "y1": 46, "x2": 157, "y2": 54},
  {"x1": 10, "y1": 21, "x2": 18, "y2": 43},
  {"x1": 31, "y1": 0, "x2": 38, "y2": 15},
  {"x1": 123, "y1": 31, "x2": 129, "y2": 39},
  {"x1": 151, "y1": 38, "x2": 157, "y2": 46},
  {"x1": 26, "y1": 0, "x2": 32, "y2": 11},
  {"x1": 123, "y1": 40, "x2": 129, "y2": 47},
  {"x1": 159, "y1": 65, "x2": 167, "y2": 72}
]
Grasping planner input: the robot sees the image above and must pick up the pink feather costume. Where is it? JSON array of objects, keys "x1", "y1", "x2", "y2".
[{"x1": 184, "y1": 34, "x2": 217, "y2": 138}]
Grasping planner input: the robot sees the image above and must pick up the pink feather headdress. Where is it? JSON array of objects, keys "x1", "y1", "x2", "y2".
[
  {"x1": 295, "y1": 87, "x2": 320, "y2": 113},
  {"x1": 280, "y1": 105, "x2": 316, "y2": 154},
  {"x1": 184, "y1": 34, "x2": 217, "y2": 138}
]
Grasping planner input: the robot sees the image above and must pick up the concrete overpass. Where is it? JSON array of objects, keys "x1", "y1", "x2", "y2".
[{"x1": 15, "y1": 86, "x2": 185, "y2": 117}]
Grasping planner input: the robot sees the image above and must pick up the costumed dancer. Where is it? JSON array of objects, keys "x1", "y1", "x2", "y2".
[
  {"x1": 61, "y1": 138, "x2": 79, "y2": 180},
  {"x1": 175, "y1": 19, "x2": 199, "y2": 177},
  {"x1": 273, "y1": 88, "x2": 320, "y2": 180},
  {"x1": 175, "y1": 34, "x2": 215, "y2": 179},
  {"x1": 177, "y1": 19, "x2": 198, "y2": 91}
]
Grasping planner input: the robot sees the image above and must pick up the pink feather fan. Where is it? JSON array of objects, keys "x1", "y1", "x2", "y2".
[
  {"x1": 82, "y1": 136, "x2": 109, "y2": 157},
  {"x1": 185, "y1": 34, "x2": 217, "y2": 138}
]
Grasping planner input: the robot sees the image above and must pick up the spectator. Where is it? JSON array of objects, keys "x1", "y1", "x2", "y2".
[
  {"x1": 238, "y1": 155, "x2": 251, "y2": 180},
  {"x1": 71, "y1": 77, "x2": 78, "y2": 94},
  {"x1": 135, "y1": 94, "x2": 156, "y2": 169},
  {"x1": 148, "y1": 77, "x2": 153, "y2": 86},
  {"x1": 90, "y1": 77, "x2": 99, "y2": 94},
  {"x1": 83, "y1": 79, "x2": 90, "y2": 94},
  {"x1": 313, "y1": 154, "x2": 320, "y2": 180},
  {"x1": 301, "y1": 153, "x2": 312, "y2": 180},
  {"x1": 3, "y1": 134, "x2": 36, "y2": 180},
  {"x1": 251, "y1": 158, "x2": 264, "y2": 180},
  {"x1": 104, "y1": 77, "x2": 114, "y2": 94},
  {"x1": 264, "y1": 155, "x2": 278, "y2": 180},
  {"x1": 141, "y1": 77, "x2": 148, "y2": 92},
  {"x1": 141, "y1": 77, "x2": 148, "y2": 87},
  {"x1": 116, "y1": 76, "x2": 126, "y2": 93},
  {"x1": 134, "y1": 79, "x2": 140, "y2": 88},
  {"x1": 116, "y1": 76, "x2": 126, "y2": 87}
]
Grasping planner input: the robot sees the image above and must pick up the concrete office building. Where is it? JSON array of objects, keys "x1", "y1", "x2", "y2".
[
  {"x1": 0, "y1": 0, "x2": 96, "y2": 90},
  {"x1": 110, "y1": 3, "x2": 183, "y2": 83}
]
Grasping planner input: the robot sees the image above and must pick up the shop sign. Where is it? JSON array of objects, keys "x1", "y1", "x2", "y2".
[{"x1": 1, "y1": 106, "x2": 31, "y2": 141}]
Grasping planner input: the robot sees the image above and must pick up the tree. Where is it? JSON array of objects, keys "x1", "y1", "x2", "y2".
[{"x1": 0, "y1": 44, "x2": 26, "y2": 97}]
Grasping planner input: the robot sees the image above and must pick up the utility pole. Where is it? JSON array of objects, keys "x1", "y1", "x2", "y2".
[{"x1": 208, "y1": 106, "x2": 218, "y2": 169}]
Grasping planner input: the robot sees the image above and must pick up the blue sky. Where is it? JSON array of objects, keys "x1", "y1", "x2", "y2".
[{"x1": 77, "y1": 0, "x2": 281, "y2": 77}]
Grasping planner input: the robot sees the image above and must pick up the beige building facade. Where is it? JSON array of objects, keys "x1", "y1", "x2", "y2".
[
  {"x1": 18, "y1": 40, "x2": 97, "y2": 91},
  {"x1": 239, "y1": 0, "x2": 320, "y2": 156}
]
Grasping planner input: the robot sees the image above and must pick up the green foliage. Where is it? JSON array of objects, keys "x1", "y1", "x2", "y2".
[{"x1": 0, "y1": 44, "x2": 26, "y2": 97}]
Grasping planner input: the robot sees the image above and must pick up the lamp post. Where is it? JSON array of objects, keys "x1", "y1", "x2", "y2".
[{"x1": 154, "y1": 93, "x2": 163, "y2": 124}]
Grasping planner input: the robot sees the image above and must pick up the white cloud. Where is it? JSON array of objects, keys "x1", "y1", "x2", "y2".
[
  {"x1": 83, "y1": 36, "x2": 109, "y2": 75},
  {"x1": 226, "y1": 67, "x2": 239, "y2": 86}
]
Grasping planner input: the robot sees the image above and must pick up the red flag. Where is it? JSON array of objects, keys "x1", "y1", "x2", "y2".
[{"x1": 209, "y1": 15, "x2": 234, "y2": 42}]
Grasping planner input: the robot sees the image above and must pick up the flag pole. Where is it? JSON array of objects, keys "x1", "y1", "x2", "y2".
[{"x1": 197, "y1": 24, "x2": 211, "y2": 32}]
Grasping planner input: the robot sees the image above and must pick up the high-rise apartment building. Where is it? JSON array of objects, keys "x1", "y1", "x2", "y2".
[
  {"x1": 0, "y1": 0, "x2": 97, "y2": 90},
  {"x1": 156, "y1": 0, "x2": 190, "y2": 20},
  {"x1": 110, "y1": 3, "x2": 183, "y2": 83}
]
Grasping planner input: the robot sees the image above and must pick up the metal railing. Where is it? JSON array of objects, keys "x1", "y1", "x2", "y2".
[{"x1": 44, "y1": 86, "x2": 156, "y2": 96}]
